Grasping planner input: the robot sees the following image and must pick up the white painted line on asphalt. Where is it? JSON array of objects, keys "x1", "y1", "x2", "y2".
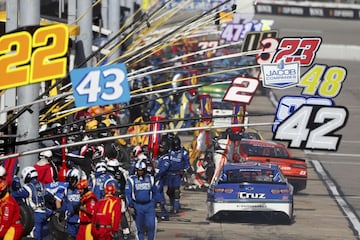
[
  {"x1": 304, "y1": 150, "x2": 360, "y2": 158},
  {"x1": 316, "y1": 161, "x2": 360, "y2": 166},
  {"x1": 311, "y1": 159, "x2": 360, "y2": 239}
]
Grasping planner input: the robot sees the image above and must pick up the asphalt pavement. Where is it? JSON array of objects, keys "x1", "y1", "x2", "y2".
[{"x1": 140, "y1": 94, "x2": 357, "y2": 240}]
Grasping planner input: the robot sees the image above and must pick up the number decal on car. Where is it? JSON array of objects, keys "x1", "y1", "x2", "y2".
[
  {"x1": 0, "y1": 24, "x2": 69, "y2": 90},
  {"x1": 273, "y1": 105, "x2": 348, "y2": 151}
]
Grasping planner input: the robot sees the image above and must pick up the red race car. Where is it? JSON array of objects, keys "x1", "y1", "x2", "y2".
[{"x1": 233, "y1": 139, "x2": 307, "y2": 193}]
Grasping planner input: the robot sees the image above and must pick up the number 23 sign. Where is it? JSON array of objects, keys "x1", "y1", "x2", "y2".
[
  {"x1": 70, "y1": 63, "x2": 131, "y2": 107},
  {"x1": 0, "y1": 24, "x2": 69, "y2": 90}
]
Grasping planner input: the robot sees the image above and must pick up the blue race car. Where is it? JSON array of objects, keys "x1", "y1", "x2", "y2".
[{"x1": 207, "y1": 162, "x2": 294, "y2": 223}]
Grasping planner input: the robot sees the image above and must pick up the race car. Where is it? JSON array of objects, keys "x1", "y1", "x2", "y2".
[
  {"x1": 235, "y1": 139, "x2": 307, "y2": 193},
  {"x1": 207, "y1": 162, "x2": 294, "y2": 223}
]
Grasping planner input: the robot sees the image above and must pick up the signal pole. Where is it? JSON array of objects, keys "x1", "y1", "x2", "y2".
[{"x1": 16, "y1": 0, "x2": 41, "y2": 172}]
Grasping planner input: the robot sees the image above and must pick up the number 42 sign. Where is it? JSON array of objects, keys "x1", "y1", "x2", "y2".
[{"x1": 70, "y1": 63, "x2": 130, "y2": 107}]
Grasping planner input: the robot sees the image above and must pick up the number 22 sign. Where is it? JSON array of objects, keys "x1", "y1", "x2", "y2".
[
  {"x1": 0, "y1": 24, "x2": 69, "y2": 90},
  {"x1": 70, "y1": 63, "x2": 130, "y2": 107}
]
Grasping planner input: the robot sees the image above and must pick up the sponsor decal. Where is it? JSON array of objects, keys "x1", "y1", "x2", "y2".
[
  {"x1": 238, "y1": 192, "x2": 266, "y2": 199},
  {"x1": 261, "y1": 59, "x2": 300, "y2": 89},
  {"x1": 255, "y1": 2, "x2": 360, "y2": 20}
]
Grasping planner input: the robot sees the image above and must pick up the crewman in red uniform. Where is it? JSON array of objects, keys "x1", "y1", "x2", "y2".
[
  {"x1": 34, "y1": 150, "x2": 55, "y2": 184},
  {"x1": 0, "y1": 179, "x2": 23, "y2": 240},
  {"x1": 77, "y1": 179, "x2": 97, "y2": 240},
  {"x1": 91, "y1": 183, "x2": 122, "y2": 240}
]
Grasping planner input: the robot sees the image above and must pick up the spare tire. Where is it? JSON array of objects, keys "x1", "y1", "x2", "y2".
[
  {"x1": 48, "y1": 214, "x2": 68, "y2": 239},
  {"x1": 19, "y1": 203, "x2": 34, "y2": 236}
]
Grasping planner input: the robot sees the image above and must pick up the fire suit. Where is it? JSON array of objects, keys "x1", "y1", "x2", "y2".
[
  {"x1": 89, "y1": 172, "x2": 114, "y2": 200},
  {"x1": 167, "y1": 148, "x2": 190, "y2": 212},
  {"x1": 55, "y1": 186, "x2": 81, "y2": 238},
  {"x1": 91, "y1": 194, "x2": 122, "y2": 240},
  {"x1": 0, "y1": 192, "x2": 23, "y2": 240},
  {"x1": 12, "y1": 179, "x2": 53, "y2": 239},
  {"x1": 125, "y1": 174, "x2": 160, "y2": 240},
  {"x1": 77, "y1": 191, "x2": 97, "y2": 240}
]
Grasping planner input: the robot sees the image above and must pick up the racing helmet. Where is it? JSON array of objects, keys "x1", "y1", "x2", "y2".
[
  {"x1": 21, "y1": 166, "x2": 38, "y2": 183},
  {"x1": 95, "y1": 162, "x2": 107, "y2": 174},
  {"x1": 104, "y1": 183, "x2": 116, "y2": 195},
  {"x1": 0, "y1": 179, "x2": 7, "y2": 192},
  {"x1": 0, "y1": 166, "x2": 6, "y2": 179},
  {"x1": 66, "y1": 168, "x2": 81, "y2": 186},
  {"x1": 108, "y1": 114, "x2": 119, "y2": 126},
  {"x1": 39, "y1": 150, "x2": 53, "y2": 160},
  {"x1": 77, "y1": 179, "x2": 89, "y2": 190},
  {"x1": 135, "y1": 160, "x2": 146, "y2": 171},
  {"x1": 97, "y1": 122, "x2": 110, "y2": 138},
  {"x1": 132, "y1": 145, "x2": 142, "y2": 157},
  {"x1": 172, "y1": 135, "x2": 181, "y2": 151},
  {"x1": 0, "y1": 179, "x2": 7, "y2": 198},
  {"x1": 106, "y1": 158, "x2": 120, "y2": 172},
  {"x1": 137, "y1": 153, "x2": 148, "y2": 162},
  {"x1": 158, "y1": 137, "x2": 170, "y2": 155}
]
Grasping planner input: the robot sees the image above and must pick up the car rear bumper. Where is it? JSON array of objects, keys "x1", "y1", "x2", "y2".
[{"x1": 207, "y1": 200, "x2": 293, "y2": 220}]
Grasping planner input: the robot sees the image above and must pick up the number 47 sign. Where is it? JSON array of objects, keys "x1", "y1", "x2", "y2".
[{"x1": 70, "y1": 63, "x2": 130, "y2": 107}]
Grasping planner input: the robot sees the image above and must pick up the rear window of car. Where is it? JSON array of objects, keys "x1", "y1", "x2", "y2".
[
  {"x1": 212, "y1": 100, "x2": 233, "y2": 110},
  {"x1": 241, "y1": 143, "x2": 289, "y2": 158},
  {"x1": 219, "y1": 169, "x2": 275, "y2": 183}
]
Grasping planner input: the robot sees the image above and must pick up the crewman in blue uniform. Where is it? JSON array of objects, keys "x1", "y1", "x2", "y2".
[
  {"x1": 167, "y1": 135, "x2": 191, "y2": 213},
  {"x1": 12, "y1": 166, "x2": 53, "y2": 239},
  {"x1": 89, "y1": 162, "x2": 114, "y2": 199},
  {"x1": 125, "y1": 160, "x2": 160, "y2": 240},
  {"x1": 154, "y1": 137, "x2": 171, "y2": 220}
]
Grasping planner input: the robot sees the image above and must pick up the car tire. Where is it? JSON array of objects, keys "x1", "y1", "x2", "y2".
[
  {"x1": 48, "y1": 214, "x2": 68, "y2": 238},
  {"x1": 19, "y1": 203, "x2": 34, "y2": 236}
]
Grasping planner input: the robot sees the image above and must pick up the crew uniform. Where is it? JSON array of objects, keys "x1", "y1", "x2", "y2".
[
  {"x1": 166, "y1": 136, "x2": 191, "y2": 213},
  {"x1": 77, "y1": 179, "x2": 97, "y2": 240},
  {"x1": 12, "y1": 166, "x2": 53, "y2": 240},
  {"x1": 154, "y1": 137, "x2": 171, "y2": 220},
  {"x1": 125, "y1": 161, "x2": 160, "y2": 240},
  {"x1": 89, "y1": 162, "x2": 114, "y2": 200},
  {"x1": 0, "y1": 179, "x2": 23, "y2": 240},
  {"x1": 91, "y1": 184, "x2": 122, "y2": 240},
  {"x1": 34, "y1": 150, "x2": 55, "y2": 184},
  {"x1": 55, "y1": 168, "x2": 82, "y2": 239}
]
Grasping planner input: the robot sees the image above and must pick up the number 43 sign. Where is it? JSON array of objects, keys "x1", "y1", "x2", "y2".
[{"x1": 70, "y1": 63, "x2": 130, "y2": 107}]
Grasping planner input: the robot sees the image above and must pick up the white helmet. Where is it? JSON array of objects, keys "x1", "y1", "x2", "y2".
[
  {"x1": 133, "y1": 145, "x2": 142, "y2": 157},
  {"x1": 95, "y1": 162, "x2": 107, "y2": 173},
  {"x1": 39, "y1": 150, "x2": 53, "y2": 159},
  {"x1": 0, "y1": 166, "x2": 6, "y2": 178},
  {"x1": 137, "y1": 153, "x2": 148, "y2": 161},
  {"x1": 106, "y1": 159, "x2": 120, "y2": 172},
  {"x1": 135, "y1": 160, "x2": 146, "y2": 170},
  {"x1": 21, "y1": 166, "x2": 38, "y2": 183}
]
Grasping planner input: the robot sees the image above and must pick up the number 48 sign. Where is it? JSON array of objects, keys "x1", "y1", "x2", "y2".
[{"x1": 70, "y1": 63, "x2": 130, "y2": 107}]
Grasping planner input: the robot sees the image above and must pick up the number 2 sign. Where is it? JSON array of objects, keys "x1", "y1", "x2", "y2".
[
  {"x1": 70, "y1": 63, "x2": 130, "y2": 107},
  {"x1": 0, "y1": 24, "x2": 69, "y2": 90}
]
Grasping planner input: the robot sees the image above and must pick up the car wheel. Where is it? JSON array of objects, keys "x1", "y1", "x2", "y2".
[
  {"x1": 19, "y1": 203, "x2": 34, "y2": 236},
  {"x1": 48, "y1": 214, "x2": 68, "y2": 238}
]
